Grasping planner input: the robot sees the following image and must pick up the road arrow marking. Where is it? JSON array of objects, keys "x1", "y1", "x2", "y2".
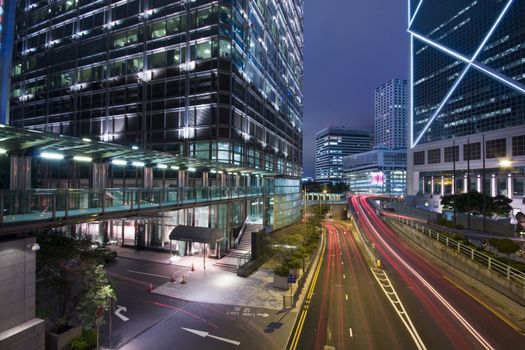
[
  {"x1": 181, "y1": 327, "x2": 240, "y2": 346},
  {"x1": 257, "y1": 313, "x2": 270, "y2": 318},
  {"x1": 114, "y1": 305, "x2": 129, "y2": 322}
]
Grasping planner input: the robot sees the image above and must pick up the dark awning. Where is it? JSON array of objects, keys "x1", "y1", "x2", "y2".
[{"x1": 169, "y1": 225, "x2": 223, "y2": 243}]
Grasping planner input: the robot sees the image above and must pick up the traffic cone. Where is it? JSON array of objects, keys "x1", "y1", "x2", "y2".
[
  {"x1": 148, "y1": 283, "x2": 153, "y2": 292},
  {"x1": 191, "y1": 263, "x2": 195, "y2": 272},
  {"x1": 181, "y1": 275, "x2": 186, "y2": 284},
  {"x1": 170, "y1": 273, "x2": 176, "y2": 283}
]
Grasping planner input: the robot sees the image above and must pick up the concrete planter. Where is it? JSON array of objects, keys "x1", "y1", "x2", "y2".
[
  {"x1": 273, "y1": 274, "x2": 289, "y2": 290},
  {"x1": 46, "y1": 325, "x2": 82, "y2": 350}
]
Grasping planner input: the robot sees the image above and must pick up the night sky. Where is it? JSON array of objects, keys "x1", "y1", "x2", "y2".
[{"x1": 303, "y1": 1, "x2": 410, "y2": 177}]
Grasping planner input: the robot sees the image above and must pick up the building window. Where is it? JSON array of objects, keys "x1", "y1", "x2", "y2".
[
  {"x1": 486, "y1": 138, "x2": 506, "y2": 159},
  {"x1": 444, "y1": 145, "x2": 459, "y2": 162},
  {"x1": 512, "y1": 135, "x2": 525, "y2": 156},
  {"x1": 413, "y1": 151, "x2": 425, "y2": 165},
  {"x1": 463, "y1": 142, "x2": 481, "y2": 161},
  {"x1": 513, "y1": 177, "x2": 524, "y2": 196},
  {"x1": 427, "y1": 149, "x2": 441, "y2": 164}
]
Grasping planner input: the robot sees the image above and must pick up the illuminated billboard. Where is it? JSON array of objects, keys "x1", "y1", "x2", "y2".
[{"x1": 370, "y1": 171, "x2": 385, "y2": 186}]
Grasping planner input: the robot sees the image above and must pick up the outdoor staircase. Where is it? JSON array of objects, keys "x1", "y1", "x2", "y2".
[{"x1": 213, "y1": 221, "x2": 263, "y2": 273}]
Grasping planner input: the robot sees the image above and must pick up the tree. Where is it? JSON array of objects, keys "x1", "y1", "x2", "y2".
[
  {"x1": 77, "y1": 264, "x2": 116, "y2": 329},
  {"x1": 36, "y1": 230, "x2": 115, "y2": 333},
  {"x1": 441, "y1": 191, "x2": 512, "y2": 218}
]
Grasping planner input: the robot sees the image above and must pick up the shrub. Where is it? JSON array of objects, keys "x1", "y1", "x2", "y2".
[
  {"x1": 455, "y1": 224, "x2": 464, "y2": 230},
  {"x1": 273, "y1": 264, "x2": 289, "y2": 277},
  {"x1": 70, "y1": 338, "x2": 89, "y2": 350}
]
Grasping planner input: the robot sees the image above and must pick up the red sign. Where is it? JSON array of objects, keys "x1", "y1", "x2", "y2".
[{"x1": 95, "y1": 306, "x2": 104, "y2": 318}]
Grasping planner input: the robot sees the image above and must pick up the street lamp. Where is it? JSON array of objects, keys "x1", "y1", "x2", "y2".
[{"x1": 499, "y1": 159, "x2": 513, "y2": 168}]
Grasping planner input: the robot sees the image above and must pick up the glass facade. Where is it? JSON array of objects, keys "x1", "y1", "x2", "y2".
[
  {"x1": 374, "y1": 79, "x2": 408, "y2": 150},
  {"x1": 344, "y1": 148, "x2": 407, "y2": 196},
  {"x1": 0, "y1": 0, "x2": 15, "y2": 123},
  {"x1": 410, "y1": 0, "x2": 525, "y2": 147},
  {"x1": 315, "y1": 127, "x2": 371, "y2": 182},
  {"x1": 10, "y1": 0, "x2": 303, "y2": 177}
]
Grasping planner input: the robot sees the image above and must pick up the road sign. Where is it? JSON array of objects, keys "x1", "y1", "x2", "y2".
[
  {"x1": 288, "y1": 275, "x2": 296, "y2": 283},
  {"x1": 95, "y1": 306, "x2": 104, "y2": 318}
]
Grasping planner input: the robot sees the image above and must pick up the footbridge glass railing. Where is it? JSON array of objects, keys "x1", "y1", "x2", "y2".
[{"x1": 0, "y1": 187, "x2": 264, "y2": 225}]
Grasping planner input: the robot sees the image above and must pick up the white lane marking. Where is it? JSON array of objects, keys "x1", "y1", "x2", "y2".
[
  {"x1": 349, "y1": 328, "x2": 353, "y2": 338},
  {"x1": 360, "y1": 200, "x2": 494, "y2": 350},
  {"x1": 128, "y1": 270, "x2": 170, "y2": 279},
  {"x1": 181, "y1": 327, "x2": 240, "y2": 346},
  {"x1": 115, "y1": 305, "x2": 129, "y2": 322},
  {"x1": 345, "y1": 294, "x2": 348, "y2": 301}
]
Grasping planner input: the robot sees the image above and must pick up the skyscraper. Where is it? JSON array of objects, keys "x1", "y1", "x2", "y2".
[
  {"x1": 10, "y1": 0, "x2": 303, "y2": 179},
  {"x1": 408, "y1": 0, "x2": 525, "y2": 213},
  {"x1": 374, "y1": 79, "x2": 407, "y2": 150},
  {"x1": 315, "y1": 127, "x2": 371, "y2": 182},
  {"x1": 0, "y1": 0, "x2": 15, "y2": 123}
]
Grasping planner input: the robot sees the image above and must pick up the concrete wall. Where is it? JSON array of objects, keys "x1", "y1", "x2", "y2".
[
  {"x1": 388, "y1": 221, "x2": 525, "y2": 307},
  {"x1": 0, "y1": 237, "x2": 44, "y2": 350}
]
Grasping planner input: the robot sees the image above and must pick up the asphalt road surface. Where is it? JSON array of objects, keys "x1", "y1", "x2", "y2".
[
  {"x1": 352, "y1": 195, "x2": 525, "y2": 350},
  {"x1": 101, "y1": 257, "x2": 294, "y2": 349}
]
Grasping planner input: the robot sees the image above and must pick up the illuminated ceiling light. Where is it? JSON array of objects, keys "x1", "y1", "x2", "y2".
[
  {"x1": 171, "y1": 165, "x2": 180, "y2": 170},
  {"x1": 157, "y1": 164, "x2": 168, "y2": 169},
  {"x1": 217, "y1": 170, "x2": 224, "y2": 174},
  {"x1": 210, "y1": 169, "x2": 217, "y2": 174},
  {"x1": 131, "y1": 145, "x2": 139, "y2": 150},
  {"x1": 82, "y1": 138, "x2": 92, "y2": 142},
  {"x1": 187, "y1": 167, "x2": 196, "y2": 172},
  {"x1": 73, "y1": 155, "x2": 92, "y2": 162},
  {"x1": 41, "y1": 152, "x2": 64, "y2": 160},
  {"x1": 0, "y1": 124, "x2": 5, "y2": 128},
  {"x1": 0, "y1": 148, "x2": 7, "y2": 154},
  {"x1": 132, "y1": 161, "x2": 145, "y2": 167},
  {"x1": 112, "y1": 159, "x2": 127, "y2": 166}
]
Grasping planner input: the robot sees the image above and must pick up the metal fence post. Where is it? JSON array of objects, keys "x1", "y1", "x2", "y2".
[
  {"x1": 65, "y1": 189, "x2": 69, "y2": 218},
  {"x1": 138, "y1": 189, "x2": 142, "y2": 210},
  {"x1": 471, "y1": 248, "x2": 474, "y2": 260},
  {"x1": 52, "y1": 192, "x2": 56, "y2": 220},
  {"x1": 436, "y1": 232, "x2": 440, "y2": 242},
  {"x1": 507, "y1": 265, "x2": 511, "y2": 280},
  {"x1": 488, "y1": 257, "x2": 492, "y2": 270},
  {"x1": 445, "y1": 237, "x2": 449, "y2": 247}
]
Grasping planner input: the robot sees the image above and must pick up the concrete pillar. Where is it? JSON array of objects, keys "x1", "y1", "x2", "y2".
[
  {"x1": 477, "y1": 175, "x2": 482, "y2": 193},
  {"x1": 178, "y1": 170, "x2": 186, "y2": 188},
  {"x1": 463, "y1": 175, "x2": 468, "y2": 194},
  {"x1": 431, "y1": 177, "x2": 435, "y2": 194},
  {"x1": 91, "y1": 162, "x2": 108, "y2": 189},
  {"x1": 235, "y1": 174, "x2": 240, "y2": 188},
  {"x1": 143, "y1": 166, "x2": 153, "y2": 189},
  {"x1": 440, "y1": 176, "x2": 445, "y2": 196},
  {"x1": 0, "y1": 238, "x2": 45, "y2": 349},
  {"x1": 202, "y1": 171, "x2": 209, "y2": 188},
  {"x1": 219, "y1": 172, "x2": 226, "y2": 188},
  {"x1": 491, "y1": 174, "x2": 496, "y2": 197},
  {"x1": 507, "y1": 174, "x2": 512, "y2": 198},
  {"x1": 10, "y1": 154, "x2": 31, "y2": 190},
  {"x1": 451, "y1": 176, "x2": 455, "y2": 195}
]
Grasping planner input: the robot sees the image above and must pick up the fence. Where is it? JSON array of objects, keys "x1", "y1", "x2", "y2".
[{"x1": 386, "y1": 215, "x2": 525, "y2": 288}]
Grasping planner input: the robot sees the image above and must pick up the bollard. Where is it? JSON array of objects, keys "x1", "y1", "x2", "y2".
[
  {"x1": 376, "y1": 259, "x2": 381, "y2": 269},
  {"x1": 148, "y1": 283, "x2": 153, "y2": 292},
  {"x1": 181, "y1": 275, "x2": 187, "y2": 284},
  {"x1": 191, "y1": 263, "x2": 195, "y2": 272},
  {"x1": 170, "y1": 273, "x2": 176, "y2": 283}
]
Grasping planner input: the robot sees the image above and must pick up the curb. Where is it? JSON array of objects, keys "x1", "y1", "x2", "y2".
[{"x1": 284, "y1": 228, "x2": 326, "y2": 350}]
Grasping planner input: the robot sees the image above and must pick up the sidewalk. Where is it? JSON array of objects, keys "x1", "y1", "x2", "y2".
[{"x1": 108, "y1": 245, "x2": 290, "y2": 310}]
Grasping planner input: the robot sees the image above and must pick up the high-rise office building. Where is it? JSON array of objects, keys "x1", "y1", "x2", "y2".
[
  {"x1": 374, "y1": 79, "x2": 407, "y2": 150},
  {"x1": 0, "y1": 0, "x2": 16, "y2": 123},
  {"x1": 408, "y1": 0, "x2": 525, "y2": 213},
  {"x1": 315, "y1": 126, "x2": 371, "y2": 182},
  {"x1": 343, "y1": 147, "x2": 407, "y2": 196},
  {"x1": 10, "y1": 0, "x2": 303, "y2": 179}
]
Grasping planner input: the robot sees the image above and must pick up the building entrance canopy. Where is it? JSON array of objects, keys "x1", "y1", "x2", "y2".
[{"x1": 169, "y1": 225, "x2": 223, "y2": 243}]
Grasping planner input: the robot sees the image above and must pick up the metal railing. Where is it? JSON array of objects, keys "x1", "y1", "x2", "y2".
[
  {"x1": 0, "y1": 186, "x2": 264, "y2": 226},
  {"x1": 386, "y1": 215, "x2": 525, "y2": 288},
  {"x1": 237, "y1": 250, "x2": 252, "y2": 268}
]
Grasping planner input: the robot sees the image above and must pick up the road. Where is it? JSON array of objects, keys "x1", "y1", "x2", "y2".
[
  {"x1": 290, "y1": 221, "x2": 419, "y2": 350},
  {"x1": 352, "y1": 195, "x2": 525, "y2": 349},
  {"x1": 100, "y1": 258, "x2": 294, "y2": 349}
]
